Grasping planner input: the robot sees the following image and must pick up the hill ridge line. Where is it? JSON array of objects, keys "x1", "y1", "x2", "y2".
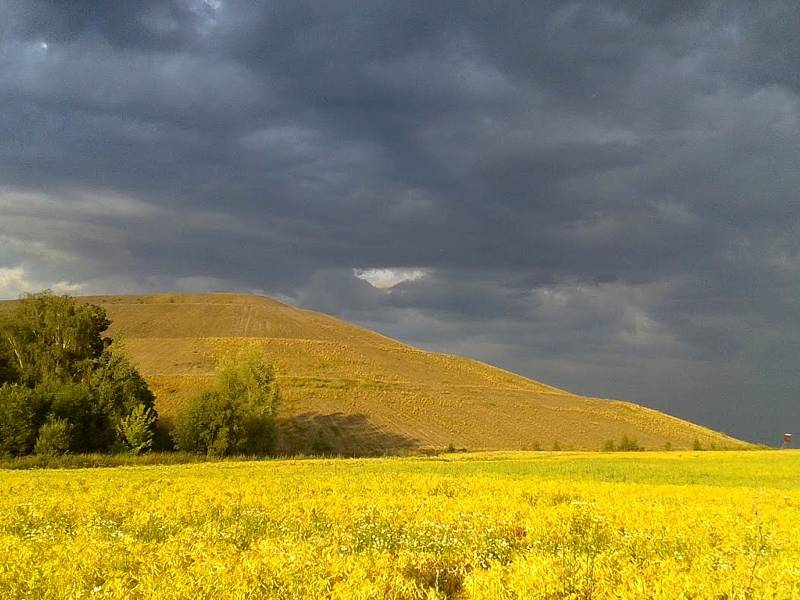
[{"x1": 2, "y1": 292, "x2": 749, "y2": 451}]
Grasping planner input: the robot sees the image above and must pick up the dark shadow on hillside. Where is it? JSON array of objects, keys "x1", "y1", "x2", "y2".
[{"x1": 276, "y1": 412, "x2": 419, "y2": 457}]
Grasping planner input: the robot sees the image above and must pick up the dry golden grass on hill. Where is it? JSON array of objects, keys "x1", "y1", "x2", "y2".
[{"x1": 2, "y1": 293, "x2": 747, "y2": 453}]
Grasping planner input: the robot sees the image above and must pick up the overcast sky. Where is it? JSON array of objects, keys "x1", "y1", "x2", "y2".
[{"x1": 2, "y1": 1, "x2": 798, "y2": 443}]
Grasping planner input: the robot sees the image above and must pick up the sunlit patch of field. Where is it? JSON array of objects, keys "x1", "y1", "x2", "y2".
[{"x1": 1, "y1": 451, "x2": 798, "y2": 599}]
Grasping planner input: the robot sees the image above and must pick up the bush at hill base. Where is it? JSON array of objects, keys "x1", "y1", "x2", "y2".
[{"x1": 172, "y1": 346, "x2": 280, "y2": 456}]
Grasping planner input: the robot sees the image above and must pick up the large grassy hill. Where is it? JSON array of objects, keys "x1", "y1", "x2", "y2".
[{"x1": 2, "y1": 293, "x2": 747, "y2": 453}]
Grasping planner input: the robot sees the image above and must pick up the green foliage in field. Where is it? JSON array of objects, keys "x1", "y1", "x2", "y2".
[
  {"x1": 0, "y1": 385, "x2": 50, "y2": 455},
  {"x1": 0, "y1": 451, "x2": 229, "y2": 470},
  {"x1": 0, "y1": 292, "x2": 109, "y2": 386},
  {"x1": 172, "y1": 347, "x2": 280, "y2": 456},
  {"x1": 33, "y1": 417, "x2": 72, "y2": 456},
  {"x1": 602, "y1": 435, "x2": 643, "y2": 452},
  {"x1": 116, "y1": 405, "x2": 156, "y2": 454},
  {"x1": 0, "y1": 292, "x2": 156, "y2": 456}
]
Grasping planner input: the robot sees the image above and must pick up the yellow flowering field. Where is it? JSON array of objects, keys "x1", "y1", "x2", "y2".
[{"x1": 1, "y1": 451, "x2": 799, "y2": 599}]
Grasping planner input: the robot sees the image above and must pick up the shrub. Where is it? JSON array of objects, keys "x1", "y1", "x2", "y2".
[
  {"x1": 172, "y1": 390, "x2": 276, "y2": 457},
  {"x1": 240, "y1": 409, "x2": 277, "y2": 455},
  {"x1": 172, "y1": 348, "x2": 279, "y2": 456},
  {"x1": 117, "y1": 404, "x2": 156, "y2": 454},
  {"x1": 310, "y1": 432, "x2": 334, "y2": 456},
  {"x1": 152, "y1": 420, "x2": 176, "y2": 451},
  {"x1": 602, "y1": 435, "x2": 643, "y2": 452},
  {"x1": 0, "y1": 385, "x2": 49, "y2": 456},
  {"x1": 47, "y1": 382, "x2": 115, "y2": 453},
  {"x1": 89, "y1": 351, "x2": 156, "y2": 420},
  {"x1": 616, "y1": 435, "x2": 642, "y2": 451},
  {"x1": 34, "y1": 417, "x2": 73, "y2": 456},
  {"x1": 693, "y1": 438, "x2": 703, "y2": 451},
  {"x1": 172, "y1": 391, "x2": 234, "y2": 456}
]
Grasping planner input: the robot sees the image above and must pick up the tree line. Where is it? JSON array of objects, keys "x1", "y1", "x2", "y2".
[{"x1": 0, "y1": 292, "x2": 279, "y2": 457}]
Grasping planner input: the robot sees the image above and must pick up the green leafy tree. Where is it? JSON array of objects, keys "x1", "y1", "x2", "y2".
[
  {"x1": 89, "y1": 351, "x2": 156, "y2": 422},
  {"x1": 0, "y1": 291, "x2": 157, "y2": 455},
  {"x1": 0, "y1": 291, "x2": 110, "y2": 386},
  {"x1": 46, "y1": 382, "x2": 114, "y2": 452},
  {"x1": 215, "y1": 347, "x2": 280, "y2": 418},
  {"x1": 173, "y1": 347, "x2": 279, "y2": 456},
  {"x1": 117, "y1": 404, "x2": 156, "y2": 454},
  {"x1": 0, "y1": 384, "x2": 50, "y2": 456}
]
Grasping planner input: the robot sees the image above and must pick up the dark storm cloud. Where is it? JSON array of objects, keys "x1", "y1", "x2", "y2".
[{"x1": 1, "y1": 0, "x2": 798, "y2": 442}]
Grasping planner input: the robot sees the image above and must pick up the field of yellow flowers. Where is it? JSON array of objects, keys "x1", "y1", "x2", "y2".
[{"x1": 1, "y1": 451, "x2": 799, "y2": 599}]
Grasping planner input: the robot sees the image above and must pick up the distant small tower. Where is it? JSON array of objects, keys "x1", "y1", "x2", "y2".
[{"x1": 784, "y1": 433, "x2": 793, "y2": 448}]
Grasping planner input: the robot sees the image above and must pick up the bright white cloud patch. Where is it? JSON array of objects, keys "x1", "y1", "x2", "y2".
[
  {"x1": 0, "y1": 267, "x2": 27, "y2": 294},
  {"x1": 353, "y1": 268, "x2": 426, "y2": 289},
  {"x1": 0, "y1": 266, "x2": 85, "y2": 299},
  {"x1": 50, "y1": 281, "x2": 86, "y2": 294}
]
